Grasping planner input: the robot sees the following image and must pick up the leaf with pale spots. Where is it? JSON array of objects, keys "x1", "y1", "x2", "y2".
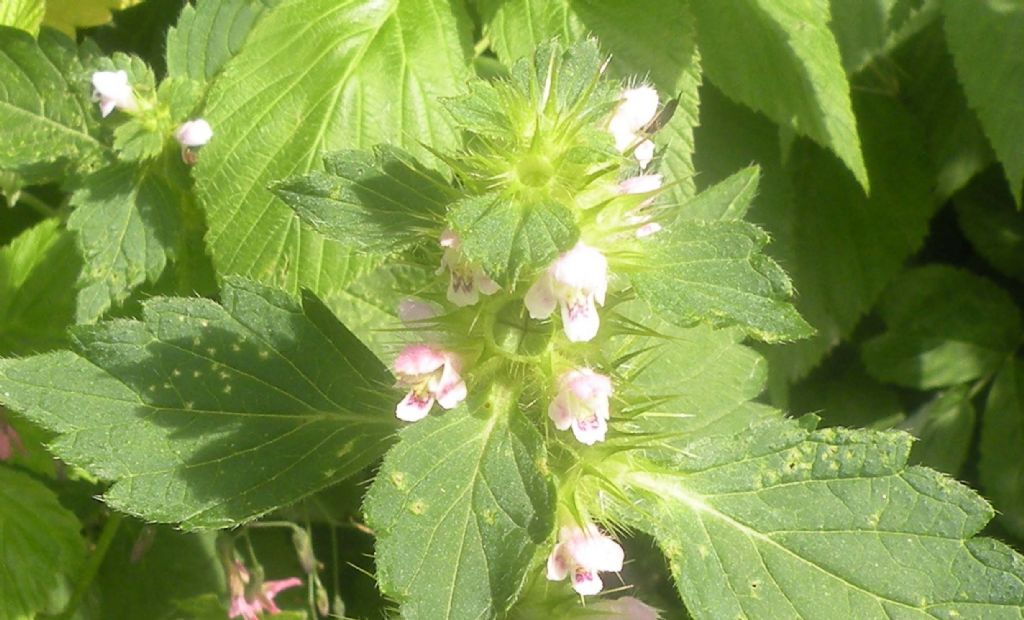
[
  {"x1": 449, "y1": 193, "x2": 578, "y2": 287},
  {"x1": 0, "y1": 27, "x2": 106, "y2": 183},
  {"x1": 0, "y1": 277, "x2": 397, "y2": 529},
  {"x1": 616, "y1": 418, "x2": 1024, "y2": 619},
  {"x1": 364, "y1": 384, "x2": 556, "y2": 620}
]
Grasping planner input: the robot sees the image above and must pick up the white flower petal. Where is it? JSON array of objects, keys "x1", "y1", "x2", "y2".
[
  {"x1": 524, "y1": 274, "x2": 557, "y2": 319},
  {"x1": 396, "y1": 391, "x2": 434, "y2": 422}
]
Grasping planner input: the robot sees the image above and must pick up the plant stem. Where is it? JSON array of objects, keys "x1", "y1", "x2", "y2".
[
  {"x1": 56, "y1": 512, "x2": 123, "y2": 620},
  {"x1": 15, "y1": 191, "x2": 58, "y2": 218}
]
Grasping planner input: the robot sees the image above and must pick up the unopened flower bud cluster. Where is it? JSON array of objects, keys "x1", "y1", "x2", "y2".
[{"x1": 91, "y1": 71, "x2": 212, "y2": 164}]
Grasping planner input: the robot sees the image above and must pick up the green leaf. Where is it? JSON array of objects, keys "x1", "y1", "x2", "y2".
[
  {"x1": 365, "y1": 383, "x2": 555, "y2": 620},
  {"x1": 98, "y1": 524, "x2": 223, "y2": 620},
  {"x1": 0, "y1": 219, "x2": 81, "y2": 356},
  {"x1": 956, "y1": 173, "x2": 1024, "y2": 283},
  {"x1": 612, "y1": 321, "x2": 772, "y2": 438},
  {"x1": 889, "y1": 21, "x2": 993, "y2": 201},
  {"x1": 789, "y1": 356, "x2": 906, "y2": 430},
  {"x1": 696, "y1": 88, "x2": 937, "y2": 382},
  {"x1": 450, "y1": 193, "x2": 578, "y2": 287},
  {"x1": 194, "y1": 0, "x2": 472, "y2": 295},
  {"x1": 0, "y1": 27, "x2": 105, "y2": 182},
  {"x1": 862, "y1": 266, "x2": 1022, "y2": 389},
  {"x1": 618, "y1": 419, "x2": 1024, "y2": 619},
  {"x1": 0, "y1": 466, "x2": 84, "y2": 620},
  {"x1": 478, "y1": 0, "x2": 702, "y2": 202},
  {"x1": 676, "y1": 165, "x2": 759, "y2": 222},
  {"x1": 980, "y1": 360, "x2": 1024, "y2": 540},
  {"x1": 942, "y1": 0, "x2": 1024, "y2": 205},
  {"x1": 631, "y1": 209, "x2": 813, "y2": 343},
  {"x1": 0, "y1": 277, "x2": 397, "y2": 528},
  {"x1": 829, "y1": 0, "x2": 936, "y2": 74},
  {"x1": 691, "y1": 0, "x2": 868, "y2": 190},
  {"x1": 273, "y1": 146, "x2": 457, "y2": 254},
  {"x1": 0, "y1": 0, "x2": 44, "y2": 34},
  {"x1": 900, "y1": 385, "x2": 975, "y2": 475},
  {"x1": 165, "y1": 0, "x2": 274, "y2": 86},
  {"x1": 68, "y1": 162, "x2": 182, "y2": 323}
]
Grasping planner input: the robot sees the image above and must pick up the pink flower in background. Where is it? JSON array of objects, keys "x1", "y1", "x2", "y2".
[
  {"x1": 0, "y1": 419, "x2": 24, "y2": 461},
  {"x1": 438, "y1": 230, "x2": 500, "y2": 306},
  {"x1": 227, "y1": 560, "x2": 303, "y2": 620},
  {"x1": 91, "y1": 70, "x2": 137, "y2": 117},
  {"x1": 618, "y1": 174, "x2": 662, "y2": 197},
  {"x1": 548, "y1": 369, "x2": 613, "y2": 445},
  {"x1": 525, "y1": 242, "x2": 608, "y2": 342},
  {"x1": 547, "y1": 524, "x2": 625, "y2": 596},
  {"x1": 589, "y1": 596, "x2": 661, "y2": 619},
  {"x1": 608, "y1": 86, "x2": 659, "y2": 168},
  {"x1": 397, "y1": 298, "x2": 441, "y2": 324},
  {"x1": 392, "y1": 344, "x2": 467, "y2": 421}
]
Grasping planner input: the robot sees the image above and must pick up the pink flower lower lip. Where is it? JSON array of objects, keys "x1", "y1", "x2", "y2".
[{"x1": 393, "y1": 344, "x2": 467, "y2": 421}]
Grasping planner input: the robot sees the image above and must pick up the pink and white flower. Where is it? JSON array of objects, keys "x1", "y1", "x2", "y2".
[
  {"x1": 546, "y1": 524, "x2": 625, "y2": 596},
  {"x1": 393, "y1": 344, "x2": 467, "y2": 421},
  {"x1": 525, "y1": 242, "x2": 608, "y2": 342},
  {"x1": 548, "y1": 369, "x2": 613, "y2": 445},
  {"x1": 589, "y1": 596, "x2": 661, "y2": 619},
  {"x1": 91, "y1": 70, "x2": 137, "y2": 117},
  {"x1": 608, "y1": 86, "x2": 659, "y2": 169},
  {"x1": 175, "y1": 118, "x2": 213, "y2": 164},
  {"x1": 438, "y1": 230, "x2": 500, "y2": 306},
  {"x1": 619, "y1": 175, "x2": 663, "y2": 238},
  {"x1": 227, "y1": 560, "x2": 303, "y2": 620},
  {"x1": 397, "y1": 298, "x2": 442, "y2": 324}
]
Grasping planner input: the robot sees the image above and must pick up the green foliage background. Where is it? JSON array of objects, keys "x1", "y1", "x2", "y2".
[{"x1": 1, "y1": 0, "x2": 1023, "y2": 618}]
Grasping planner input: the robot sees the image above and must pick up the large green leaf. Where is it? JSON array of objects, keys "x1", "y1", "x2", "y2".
[
  {"x1": 477, "y1": 0, "x2": 702, "y2": 202},
  {"x1": 450, "y1": 193, "x2": 578, "y2": 287},
  {"x1": 274, "y1": 146, "x2": 457, "y2": 255},
  {"x1": 0, "y1": 278, "x2": 397, "y2": 529},
  {"x1": 980, "y1": 360, "x2": 1024, "y2": 540},
  {"x1": 165, "y1": 0, "x2": 274, "y2": 86},
  {"x1": 695, "y1": 88, "x2": 936, "y2": 382},
  {"x1": 618, "y1": 419, "x2": 1024, "y2": 619},
  {"x1": 0, "y1": 466, "x2": 84, "y2": 620},
  {"x1": 194, "y1": 0, "x2": 472, "y2": 295},
  {"x1": 631, "y1": 176, "x2": 812, "y2": 343},
  {"x1": 365, "y1": 384, "x2": 555, "y2": 620},
  {"x1": 942, "y1": 0, "x2": 1024, "y2": 205},
  {"x1": 691, "y1": 0, "x2": 868, "y2": 189},
  {"x1": 861, "y1": 266, "x2": 1021, "y2": 389},
  {"x1": 0, "y1": 27, "x2": 105, "y2": 182},
  {"x1": 67, "y1": 161, "x2": 182, "y2": 323},
  {"x1": 0, "y1": 219, "x2": 80, "y2": 356}
]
